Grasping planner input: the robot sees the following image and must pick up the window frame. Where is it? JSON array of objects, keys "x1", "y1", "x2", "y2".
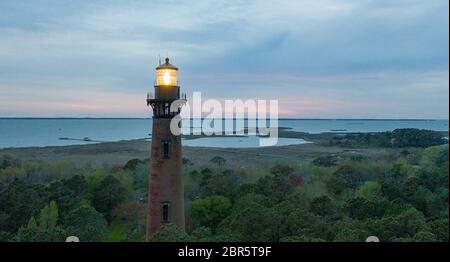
[
  {"x1": 162, "y1": 140, "x2": 170, "y2": 159},
  {"x1": 161, "y1": 201, "x2": 170, "y2": 223}
]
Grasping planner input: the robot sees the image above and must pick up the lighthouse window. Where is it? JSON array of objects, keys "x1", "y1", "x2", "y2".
[
  {"x1": 161, "y1": 202, "x2": 170, "y2": 223},
  {"x1": 164, "y1": 103, "x2": 170, "y2": 115},
  {"x1": 162, "y1": 141, "x2": 170, "y2": 159}
]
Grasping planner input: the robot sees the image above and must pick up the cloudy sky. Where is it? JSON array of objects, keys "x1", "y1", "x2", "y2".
[{"x1": 0, "y1": 0, "x2": 448, "y2": 118}]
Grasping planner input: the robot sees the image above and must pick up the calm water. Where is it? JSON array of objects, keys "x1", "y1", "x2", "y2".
[
  {"x1": 0, "y1": 118, "x2": 448, "y2": 149},
  {"x1": 183, "y1": 136, "x2": 310, "y2": 148}
]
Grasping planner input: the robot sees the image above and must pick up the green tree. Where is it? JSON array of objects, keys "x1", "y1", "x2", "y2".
[
  {"x1": 356, "y1": 181, "x2": 382, "y2": 200},
  {"x1": 150, "y1": 224, "x2": 189, "y2": 242},
  {"x1": 390, "y1": 159, "x2": 413, "y2": 181},
  {"x1": 326, "y1": 164, "x2": 362, "y2": 194},
  {"x1": 189, "y1": 226, "x2": 213, "y2": 242},
  {"x1": 279, "y1": 208, "x2": 328, "y2": 241},
  {"x1": 49, "y1": 175, "x2": 88, "y2": 221},
  {"x1": 413, "y1": 231, "x2": 438, "y2": 242},
  {"x1": 217, "y1": 203, "x2": 281, "y2": 242},
  {"x1": 199, "y1": 170, "x2": 239, "y2": 198},
  {"x1": 0, "y1": 155, "x2": 21, "y2": 169},
  {"x1": 270, "y1": 164, "x2": 294, "y2": 176},
  {"x1": 92, "y1": 175, "x2": 126, "y2": 222},
  {"x1": 365, "y1": 208, "x2": 426, "y2": 241},
  {"x1": 428, "y1": 219, "x2": 449, "y2": 242},
  {"x1": 123, "y1": 158, "x2": 147, "y2": 171},
  {"x1": 309, "y1": 196, "x2": 336, "y2": 217},
  {"x1": 232, "y1": 193, "x2": 266, "y2": 212},
  {"x1": 191, "y1": 195, "x2": 232, "y2": 231},
  {"x1": 15, "y1": 201, "x2": 66, "y2": 242},
  {"x1": 64, "y1": 205, "x2": 107, "y2": 242},
  {"x1": 390, "y1": 129, "x2": 445, "y2": 147},
  {"x1": 280, "y1": 235, "x2": 325, "y2": 242},
  {"x1": 39, "y1": 200, "x2": 59, "y2": 229},
  {"x1": 209, "y1": 156, "x2": 226, "y2": 166},
  {"x1": 312, "y1": 155, "x2": 338, "y2": 167},
  {"x1": 182, "y1": 157, "x2": 193, "y2": 166},
  {"x1": 15, "y1": 217, "x2": 39, "y2": 242},
  {"x1": 0, "y1": 180, "x2": 48, "y2": 233},
  {"x1": 333, "y1": 219, "x2": 369, "y2": 242},
  {"x1": 256, "y1": 172, "x2": 295, "y2": 201},
  {"x1": 343, "y1": 197, "x2": 385, "y2": 220}
]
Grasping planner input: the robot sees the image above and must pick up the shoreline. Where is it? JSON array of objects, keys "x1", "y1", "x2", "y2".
[
  {"x1": 1, "y1": 129, "x2": 447, "y2": 168},
  {"x1": 0, "y1": 138, "x2": 380, "y2": 168},
  {"x1": 1, "y1": 127, "x2": 447, "y2": 150}
]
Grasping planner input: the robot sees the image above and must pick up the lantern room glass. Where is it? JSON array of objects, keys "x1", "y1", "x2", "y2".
[{"x1": 156, "y1": 68, "x2": 178, "y2": 86}]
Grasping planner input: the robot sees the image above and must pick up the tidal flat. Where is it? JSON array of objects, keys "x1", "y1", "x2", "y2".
[{"x1": 0, "y1": 129, "x2": 411, "y2": 168}]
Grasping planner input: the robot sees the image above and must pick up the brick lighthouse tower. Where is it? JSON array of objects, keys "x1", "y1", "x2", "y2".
[{"x1": 146, "y1": 57, "x2": 185, "y2": 239}]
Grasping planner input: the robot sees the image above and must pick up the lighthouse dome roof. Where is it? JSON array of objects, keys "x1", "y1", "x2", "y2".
[{"x1": 156, "y1": 57, "x2": 178, "y2": 70}]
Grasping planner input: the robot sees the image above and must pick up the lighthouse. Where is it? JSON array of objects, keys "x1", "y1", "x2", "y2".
[{"x1": 146, "y1": 57, "x2": 185, "y2": 239}]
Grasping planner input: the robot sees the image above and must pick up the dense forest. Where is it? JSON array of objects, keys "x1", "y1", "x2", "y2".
[
  {"x1": 321, "y1": 128, "x2": 448, "y2": 148},
  {"x1": 0, "y1": 129, "x2": 448, "y2": 242}
]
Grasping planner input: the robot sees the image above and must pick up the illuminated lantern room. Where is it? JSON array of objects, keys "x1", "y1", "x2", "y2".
[{"x1": 156, "y1": 58, "x2": 178, "y2": 86}]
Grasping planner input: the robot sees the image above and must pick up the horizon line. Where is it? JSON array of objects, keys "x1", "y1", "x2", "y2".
[{"x1": 0, "y1": 117, "x2": 448, "y2": 121}]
